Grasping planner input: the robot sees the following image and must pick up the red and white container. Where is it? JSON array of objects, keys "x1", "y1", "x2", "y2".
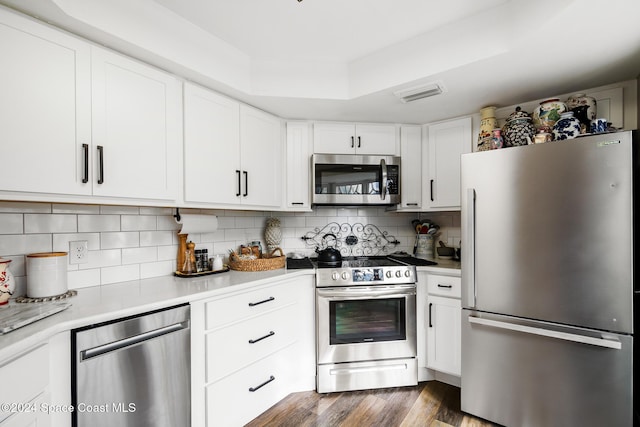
[{"x1": 26, "y1": 252, "x2": 68, "y2": 298}]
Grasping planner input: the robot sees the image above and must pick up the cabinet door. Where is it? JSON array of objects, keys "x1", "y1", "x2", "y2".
[
  {"x1": 0, "y1": 9, "x2": 91, "y2": 196},
  {"x1": 91, "y1": 47, "x2": 180, "y2": 201},
  {"x1": 355, "y1": 124, "x2": 398, "y2": 155},
  {"x1": 399, "y1": 126, "x2": 422, "y2": 208},
  {"x1": 184, "y1": 83, "x2": 241, "y2": 204},
  {"x1": 427, "y1": 295, "x2": 461, "y2": 376},
  {"x1": 313, "y1": 123, "x2": 356, "y2": 154},
  {"x1": 426, "y1": 117, "x2": 472, "y2": 208},
  {"x1": 285, "y1": 122, "x2": 312, "y2": 210},
  {"x1": 240, "y1": 105, "x2": 282, "y2": 208}
]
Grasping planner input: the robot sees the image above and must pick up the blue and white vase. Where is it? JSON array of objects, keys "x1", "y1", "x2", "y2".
[{"x1": 552, "y1": 111, "x2": 582, "y2": 141}]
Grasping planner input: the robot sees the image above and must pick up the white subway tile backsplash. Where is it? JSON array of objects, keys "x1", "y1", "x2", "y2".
[
  {"x1": 121, "y1": 215, "x2": 157, "y2": 231},
  {"x1": 24, "y1": 214, "x2": 77, "y2": 234},
  {"x1": 0, "y1": 234, "x2": 51, "y2": 257},
  {"x1": 101, "y1": 232, "x2": 139, "y2": 249},
  {"x1": 101, "y1": 264, "x2": 139, "y2": 285},
  {"x1": 68, "y1": 269, "x2": 101, "y2": 289},
  {"x1": 78, "y1": 215, "x2": 120, "y2": 232},
  {"x1": 52, "y1": 204, "x2": 100, "y2": 214},
  {"x1": 236, "y1": 216, "x2": 256, "y2": 228},
  {"x1": 122, "y1": 247, "x2": 157, "y2": 265},
  {"x1": 140, "y1": 231, "x2": 173, "y2": 247},
  {"x1": 140, "y1": 261, "x2": 174, "y2": 279},
  {"x1": 139, "y1": 207, "x2": 173, "y2": 215},
  {"x1": 216, "y1": 216, "x2": 235, "y2": 229},
  {"x1": 157, "y1": 215, "x2": 181, "y2": 231},
  {"x1": 0, "y1": 214, "x2": 23, "y2": 234},
  {"x1": 100, "y1": 205, "x2": 140, "y2": 215},
  {"x1": 157, "y1": 245, "x2": 178, "y2": 262},
  {"x1": 53, "y1": 233, "x2": 101, "y2": 252},
  {"x1": 225, "y1": 228, "x2": 247, "y2": 241},
  {"x1": 79, "y1": 249, "x2": 122, "y2": 269},
  {"x1": 4, "y1": 255, "x2": 25, "y2": 277}
]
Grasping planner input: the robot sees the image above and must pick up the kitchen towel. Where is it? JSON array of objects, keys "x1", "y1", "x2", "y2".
[{"x1": 175, "y1": 214, "x2": 218, "y2": 234}]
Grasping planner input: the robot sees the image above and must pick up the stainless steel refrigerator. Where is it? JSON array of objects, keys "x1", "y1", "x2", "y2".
[{"x1": 460, "y1": 130, "x2": 637, "y2": 427}]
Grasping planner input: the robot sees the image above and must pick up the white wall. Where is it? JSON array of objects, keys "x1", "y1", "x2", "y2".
[{"x1": 0, "y1": 201, "x2": 460, "y2": 296}]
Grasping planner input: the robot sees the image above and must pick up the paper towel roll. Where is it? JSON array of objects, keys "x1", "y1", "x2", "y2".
[{"x1": 176, "y1": 214, "x2": 218, "y2": 234}]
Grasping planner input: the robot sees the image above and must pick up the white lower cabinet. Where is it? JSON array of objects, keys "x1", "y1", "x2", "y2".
[
  {"x1": 191, "y1": 275, "x2": 315, "y2": 427},
  {"x1": 418, "y1": 271, "x2": 462, "y2": 382}
]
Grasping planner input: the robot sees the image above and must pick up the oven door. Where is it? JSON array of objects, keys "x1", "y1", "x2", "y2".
[
  {"x1": 312, "y1": 154, "x2": 400, "y2": 205},
  {"x1": 316, "y1": 285, "x2": 416, "y2": 364}
]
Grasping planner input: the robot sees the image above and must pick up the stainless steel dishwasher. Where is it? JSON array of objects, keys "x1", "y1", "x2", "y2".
[{"x1": 72, "y1": 304, "x2": 190, "y2": 427}]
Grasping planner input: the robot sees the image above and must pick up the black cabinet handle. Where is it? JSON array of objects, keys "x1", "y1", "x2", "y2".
[
  {"x1": 97, "y1": 145, "x2": 104, "y2": 184},
  {"x1": 236, "y1": 170, "x2": 241, "y2": 196},
  {"x1": 243, "y1": 171, "x2": 248, "y2": 197},
  {"x1": 249, "y1": 375, "x2": 275, "y2": 392},
  {"x1": 406, "y1": 203, "x2": 418, "y2": 206},
  {"x1": 428, "y1": 303, "x2": 433, "y2": 328},
  {"x1": 430, "y1": 179, "x2": 434, "y2": 202},
  {"x1": 82, "y1": 144, "x2": 89, "y2": 183},
  {"x1": 248, "y1": 296, "x2": 274, "y2": 307},
  {"x1": 351, "y1": 136, "x2": 354, "y2": 148},
  {"x1": 291, "y1": 202, "x2": 304, "y2": 206},
  {"x1": 357, "y1": 136, "x2": 361, "y2": 148},
  {"x1": 437, "y1": 284, "x2": 453, "y2": 289},
  {"x1": 248, "y1": 331, "x2": 275, "y2": 344}
]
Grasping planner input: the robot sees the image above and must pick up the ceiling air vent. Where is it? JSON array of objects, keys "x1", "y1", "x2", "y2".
[{"x1": 394, "y1": 82, "x2": 446, "y2": 103}]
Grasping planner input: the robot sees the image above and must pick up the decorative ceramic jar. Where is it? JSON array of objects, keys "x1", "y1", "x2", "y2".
[
  {"x1": 532, "y1": 98, "x2": 567, "y2": 131},
  {"x1": 533, "y1": 130, "x2": 552, "y2": 144},
  {"x1": 566, "y1": 93, "x2": 596, "y2": 133},
  {"x1": 264, "y1": 217, "x2": 282, "y2": 251},
  {"x1": 502, "y1": 107, "x2": 536, "y2": 147},
  {"x1": 552, "y1": 111, "x2": 582, "y2": 140},
  {"x1": 0, "y1": 258, "x2": 15, "y2": 307},
  {"x1": 491, "y1": 128, "x2": 504, "y2": 149},
  {"x1": 477, "y1": 106, "x2": 497, "y2": 151}
]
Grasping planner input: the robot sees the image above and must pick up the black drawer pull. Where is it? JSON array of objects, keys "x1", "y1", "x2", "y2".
[
  {"x1": 249, "y1": 375, "x2": 275, "y2": 392},
  {"x1": 357, "y1": 136, "x2": 361, "y2": 148},
  {"x1": 97, "y1": 145, "x2": 104, "y2": 184},
  {"x1": 291, "y1": 202, "x2": 304, "y2": 206},
  {"x1": 82, "y1": 143, "x2": 89, "y2": 183},
  {"x1": 243, "y1": 170, "x2": 248, "y2": 197},
  {"x1": 248, "y1": 296, "x2": 275, "y2": 307},
  {"x1": 351, "y1": 136, "x2": 354, "y2": 148},
  {"x1": 437, "y1": 284, "x2": 453, "y2": 289},
  {"x1": 430, "y1": 179, "x2": 434, "y2": 201},
  {"x1": 249, "y1": 331, "x2": 275, "y2": 344},
  {"x1": 236, "y1": 170, "x2": 241, "y2": 196},
  {"x1": 428, "y1": 303, "x2": 433, "y2": 328}
]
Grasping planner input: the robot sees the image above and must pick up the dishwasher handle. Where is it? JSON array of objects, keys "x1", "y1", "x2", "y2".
[{"x1": 80, "y1": 321, "x2": 189, "y2": 361}]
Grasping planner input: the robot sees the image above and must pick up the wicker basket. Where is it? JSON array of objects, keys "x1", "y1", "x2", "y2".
[{"x1": 228, "y1": 247, "x2": 285, "y2": 272}]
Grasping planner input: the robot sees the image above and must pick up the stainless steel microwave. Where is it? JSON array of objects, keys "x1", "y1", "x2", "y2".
[{"x1": 312, "y1": 154, "x2": 400, "y2": 206}]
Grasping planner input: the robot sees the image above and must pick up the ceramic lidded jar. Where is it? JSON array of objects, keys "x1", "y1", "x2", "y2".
[
  {"x1": 491, "y1": 128, "x2": 504, "y2": 149},
  {"x1": 502, "y1": 106, "x2": 536, "y2": 147},
  {"x1": 0, "y1": 258, "x2": 15, "y2": 307},
  {"x1": 477, "y1": 106, "x2": 497, "y2": 152},
  {"x1": 532, "y1": 98, "x2": 567, "y2": 131},
  {"x1": 566, "y1": 93, "x2": 597, "y2": 133},
  {"x1": 552, "y1": 111, "x2": 582, "y2": 140}
]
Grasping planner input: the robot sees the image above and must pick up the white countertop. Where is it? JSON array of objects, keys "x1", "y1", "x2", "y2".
[{"x1": 0, "y1": 261, "x2": 461, "y2": 362}]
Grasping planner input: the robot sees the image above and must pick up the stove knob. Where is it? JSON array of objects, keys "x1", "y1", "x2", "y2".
[
  {"x1": 404, "y1": 270, "x2": 411, "y2": 277},
  {"x1": 331, "y1": 272, "x2": 339, "y2": 281},
  {"x1": 341, "y1": 272, "x2": 349, "y2": 280},
  {"x1": 395, "y1": 270, "x2": 402, "y2": 278},
  {"x1": 385, "y1": 270, "x2": 393, "y2": 279}
]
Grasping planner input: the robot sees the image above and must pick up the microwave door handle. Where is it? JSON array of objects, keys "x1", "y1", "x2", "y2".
[{"x1": 380, "y1": 158, "x2": 388, "y2": 200}]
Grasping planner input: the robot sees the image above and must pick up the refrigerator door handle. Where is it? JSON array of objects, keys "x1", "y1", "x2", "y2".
[
  {"x1": 468, "y1": 316, "x2": 622, "y2": 350},
  {"x1": 464, "y1": 188, "x2": 477, "y2": 307}
]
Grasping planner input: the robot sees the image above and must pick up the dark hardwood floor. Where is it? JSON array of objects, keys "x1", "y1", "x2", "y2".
[{"x1": 246, "y1": 381, "x2": 499, "y2": 427}]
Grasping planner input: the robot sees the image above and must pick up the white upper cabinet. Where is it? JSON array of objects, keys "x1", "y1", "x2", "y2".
[
  {"x1": 183, "y1": 83, "x2": 282, "y2": 209},
  {"x1": 313, "y1": 123, "x2": 398, "y2": 155},
  {"x1": 425, "y1": 117, "x2": 472, "y2": 209},
  {"x1": 184, "y1": 83, "x2": 241, "y2": 205},
  {"x1": 0, "y1": 8, "x2": 91, "y2": 196},
  {"x1": 285, "y1": 122, "x2": 312, "y2": 210},
  {"x1": 239, "y1": 105, "x2": 282, "y2": 208},
  {"x1": 91, "y1": 47, "x2": 181, "y2": 202},
  {"x1": 398, "y1": 125, "x2": 422, "y2": 209}
]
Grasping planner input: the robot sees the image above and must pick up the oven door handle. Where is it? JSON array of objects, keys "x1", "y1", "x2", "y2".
[{"x1": 317, "y1": 286, "x2": 415, "y2": 299}]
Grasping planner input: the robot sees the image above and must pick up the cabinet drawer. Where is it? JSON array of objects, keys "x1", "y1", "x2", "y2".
[
  {"x1": 0, "y1": 345, "x2": 49, "y2": 423},
  {"x1": 205, "y1": 281, "x2": 297, "y2": 330},
  {"x1": 427, "y1": 274, "x2": 461, "y2": 298},
  {"x1": 205, "y1": 346, "x2": 296, "y2": 427},
  {"x1": 206, "y1": 303, "x2": 298, "y2": 382}
]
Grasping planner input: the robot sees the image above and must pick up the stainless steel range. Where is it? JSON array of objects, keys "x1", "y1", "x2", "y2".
[{"x1": 315, "y1": 256, "x2": 419, "y2": 393}]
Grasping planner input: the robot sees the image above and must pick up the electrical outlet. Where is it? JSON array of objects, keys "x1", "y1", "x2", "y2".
[{"x1": 69, "y1": 240, "x2": 88, "y2": 264}]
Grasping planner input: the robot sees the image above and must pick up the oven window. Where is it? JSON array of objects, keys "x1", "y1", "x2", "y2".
[
  {"x1": 329, "y1": 298, "x2": 406, "y2": 344},
  {"x1": 315, "y1": 164, "x2": 381, "y2": 195}
]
